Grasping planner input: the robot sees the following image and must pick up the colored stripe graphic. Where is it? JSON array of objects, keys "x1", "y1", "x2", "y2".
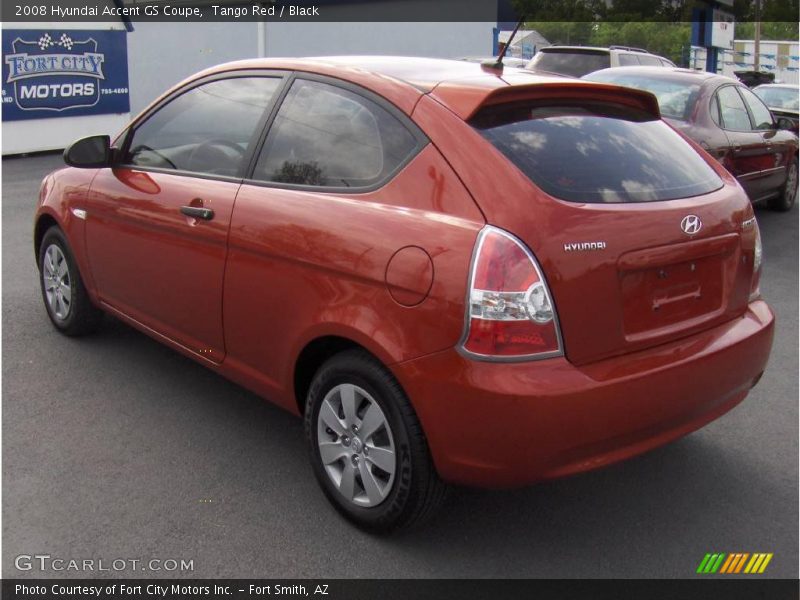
[
  {"x1": 698, "y1": 553, "x2": 727, "y2": 573},
  {"x1": 698, "y1": 552, "x2": 773, "y2": 574},
  {"x1": 734, "y1": 553, "x2": 749, "y2": 573}
]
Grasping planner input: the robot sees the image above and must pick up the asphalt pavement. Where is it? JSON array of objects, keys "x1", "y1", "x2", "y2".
[{"x1": 2, "y1": 153, "x2": 797, "y2": 578}]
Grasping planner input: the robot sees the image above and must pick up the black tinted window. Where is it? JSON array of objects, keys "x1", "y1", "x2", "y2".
[
  {"x1": 472, "y1": 101, "x2": 722, "y2": 203},
  {"x1": 127, "y1": 77, "x2": 281, "y2": 176},
  {"x1": 253, "y1": 79, "x2": 419, "y2": 188},
  {"x1": 529, "y1": 50, "x2": 610, "y2": 77},
  {"x1": 717, "y1": 86, "x2": 752, "y2": 130}
]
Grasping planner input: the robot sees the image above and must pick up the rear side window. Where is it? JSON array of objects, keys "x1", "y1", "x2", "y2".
[
  {"x1": 529, "y1": 50, "x2": 610, "y2": 77},
  {"x1": 717, "y1": 86, "x2": 752, "y2": 130},
  {"x1": 637, "y1": 55, "x2": 663, "y2": 66},
  {"x1": 253, "y1": 79, "x2": 420, "y2": 188},
  {"x1": 472, "y1": 101, "x2": 723, "y2": 203},
  {"x1": 618, "y1": 54, "x2": 640, "y2": 66}
]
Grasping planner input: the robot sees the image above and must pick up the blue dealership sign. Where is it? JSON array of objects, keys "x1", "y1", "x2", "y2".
[{"x1": 2, "y1": 29, "x2": 130, "y2": 121}]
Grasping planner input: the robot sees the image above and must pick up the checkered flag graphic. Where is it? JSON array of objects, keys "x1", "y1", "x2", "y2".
[
  {"x1": 58, "y1": 34, "x2": 74, "y2": 50},
  {"x1": 38, "y1": 33, "x2": 53, "y2": 50}
]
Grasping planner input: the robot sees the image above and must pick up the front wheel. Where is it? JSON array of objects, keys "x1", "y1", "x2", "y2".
[
  {"x1": 39, "y1": 226, "x2": 103, "y2": 336},
  {"x1": 768, "y1": 155, "x2": 798, "y2": 212},
  {"x1": 304, "y1": 349, "x2": 446, "y2": 533}
]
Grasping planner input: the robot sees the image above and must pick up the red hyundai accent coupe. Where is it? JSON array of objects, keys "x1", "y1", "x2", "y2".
[{"x1": 35, "y1": 57, "x2": 774, "y2": 532}]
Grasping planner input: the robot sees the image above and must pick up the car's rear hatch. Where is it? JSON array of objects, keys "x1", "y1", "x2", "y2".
[
  {"x1": 528, "y1": 48, "x2": 611, "y2": 77},
  {"x1": 428, "y1": 82, "x2": 757, "y2": 366}
]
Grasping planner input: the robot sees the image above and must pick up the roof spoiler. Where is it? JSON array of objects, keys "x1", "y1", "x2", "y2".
[{"x1": 431, "y1": 81, "x2": 662, "y2": 121}]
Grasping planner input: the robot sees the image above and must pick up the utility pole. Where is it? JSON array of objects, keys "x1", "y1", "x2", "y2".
[{"x1": 754, "y1": 0, "x2": 761, "y2": 71}]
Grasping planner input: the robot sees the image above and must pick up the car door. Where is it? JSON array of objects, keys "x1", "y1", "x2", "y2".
[
  {"x1": 714, "y1": 84, "x2": 774, "y2": 201},
  {"x1": 85, "y1": 74, "x2": 284, "y2": 362},
  {"x1": 738, "y1": 85, "x2": 793, "y2": 198},
  {"x1": 220, "y1": 76, "x2": 438, "y2": 405}
]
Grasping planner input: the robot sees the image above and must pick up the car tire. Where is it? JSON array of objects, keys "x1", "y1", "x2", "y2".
[
  {"x1": 39, "y1": 226, "x2": 103, "y2": 336},
  {"x1": 768, "y1": 155, "x2": 798, "y2": 212},
  {"x1": 304, "y1": 349, "x2": 447, "y2": 533}
]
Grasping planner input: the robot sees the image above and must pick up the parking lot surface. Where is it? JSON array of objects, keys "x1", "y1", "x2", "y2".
[{"x1": 3, "y1": 154, "x2": 798, "y2": 578}]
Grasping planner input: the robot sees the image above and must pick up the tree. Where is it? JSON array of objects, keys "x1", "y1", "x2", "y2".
[{"x1": 513, "y1": 0, "x2": 799, "y2": 22}]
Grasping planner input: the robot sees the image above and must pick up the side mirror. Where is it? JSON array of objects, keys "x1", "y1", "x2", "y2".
[
  {"x1": 63, "y1": 135, "x2": 112, "y2": 168},
  {"x1": 776, "y1": 117, "x2": 797, "y2": 132}
]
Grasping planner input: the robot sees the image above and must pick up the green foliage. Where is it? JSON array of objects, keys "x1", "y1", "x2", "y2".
[
  {"x1": 524, "y1": 20, "x2": 797, "y2": 66},
  {"x1": 526, "y1": 22, "x2": 692, "y2": 64},
  {"x1": 512, "y1": 0, "x2": 799, "y2": 22},
  {"x1": 734, "y1": 22, "x2": 799, "y2": 41}
]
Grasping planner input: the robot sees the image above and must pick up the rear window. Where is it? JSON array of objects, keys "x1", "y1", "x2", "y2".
[
  {"x1": 754, "y1": 86, "x2": 799, "y2": 111},
  {"x1": 529, "y1": 50, "x2": 610, "y2": 77},
  {"x1": 583, "y1": 72, "x2": 700, "y2": 121},
  {"x1": 472, "y1": 101, "x2": 723, "y2": 203}
]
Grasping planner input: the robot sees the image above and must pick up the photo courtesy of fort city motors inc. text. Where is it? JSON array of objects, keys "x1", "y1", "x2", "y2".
[{"x1": 0, "y1": 0, "x2": 798, "y2": 598}]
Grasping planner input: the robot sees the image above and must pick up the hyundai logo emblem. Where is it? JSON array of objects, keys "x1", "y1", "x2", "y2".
[{"x1": 681, "y1": 215, "x2": 702, "y2": 235}]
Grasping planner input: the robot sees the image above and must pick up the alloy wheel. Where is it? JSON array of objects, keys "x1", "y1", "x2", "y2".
[
  {"x1": 316, "y1": 383, "x2": 396, "y2": 507},
  {"x1": 42, "y1": 244, "x2": 72, "y2": 321}
]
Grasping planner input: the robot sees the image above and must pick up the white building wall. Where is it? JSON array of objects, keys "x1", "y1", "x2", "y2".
[
  {"x1": 4, "y1": 16, "x2": 496, "y2": 154},
  {"x1": 264, "y1": 21, "x2": 493, "y2": 60},
  {"x1": 720, "y1": 40, "x2": 799, "y2": 85},
  {"x1": 126, "y1": 22, "x2": 259, "y2": 116}
]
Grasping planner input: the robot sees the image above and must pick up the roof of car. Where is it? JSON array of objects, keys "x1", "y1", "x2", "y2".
[
  {"x1": 586, "y1": 66, "x2": 738, "y2": 86},
  {"x1": 538, "y1": 46, "x2": 610, "y2": 52},
  {"x1": 754, "y1": 83, "x2": 799, "y2": 89},
  {"x1": 179, "y1": 56, "x2": 590, "y2": 120}
]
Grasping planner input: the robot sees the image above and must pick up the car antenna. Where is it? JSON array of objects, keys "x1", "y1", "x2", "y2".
[{"x1": 482, "y1": 15, "x2": 525, "y2": 71}]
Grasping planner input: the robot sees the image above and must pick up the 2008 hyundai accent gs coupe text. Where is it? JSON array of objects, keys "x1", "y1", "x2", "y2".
[{"x1": 35, "y1": 57, "x2": 775, "y2": 532}]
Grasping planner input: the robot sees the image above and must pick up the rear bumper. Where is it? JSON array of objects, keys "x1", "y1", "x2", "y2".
[{"x1": 393, "y1": 301, "x2": 775, "y2": 487}]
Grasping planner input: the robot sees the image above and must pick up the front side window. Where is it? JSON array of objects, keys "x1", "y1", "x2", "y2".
[
  {"x1": 738, "y1": 87, "x2": 774, "y2": 130},
  {"x1": 472, "y1": 101, "x2": 722, "y2": 203},
  {"x1": 126, "y1": 77, "x2": 281, "y2": 176},
  {"x1": 252, "y1": 79, "x2": 420, "y2": 188},
  {"x1": 716, "y1": 85, "x2": 753, "y2": 131}
]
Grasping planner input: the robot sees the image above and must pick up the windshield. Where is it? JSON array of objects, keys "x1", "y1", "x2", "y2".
[
  {"x1": 472, "y1": 101, "x2": 723, "y2": 203},
  {"x1": 528, "y1": 50, "x2": 610, "y2": 77},
  {"x1": 583, "y1": 72, "x2": 700, "y2": 121},
  {"x1": 754, "y1": 87, "x2": 799, "y2": 111}
]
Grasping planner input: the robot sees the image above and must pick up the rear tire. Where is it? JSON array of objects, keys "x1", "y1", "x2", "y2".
[
  {"x1": 768, "y1": 155, "x2": 797, "y2": 212},
  {"x1": 304, "y1": 349, "x2": 447, "y2": 533},
  {"x1": 39, "y1": 226, "x2": 103, "y2": 336}
]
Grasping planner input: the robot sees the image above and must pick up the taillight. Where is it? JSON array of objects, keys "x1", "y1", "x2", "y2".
[
  {"x1": 460, "y1": 226, "x2": 563, "y2": 360},
  {"x1": 749, "y1": 220, "x2": 763, "y2": 302}
]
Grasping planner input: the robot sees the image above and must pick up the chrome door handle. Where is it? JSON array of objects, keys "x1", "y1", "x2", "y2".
[{"x1": 180, "y1": 206, "x2": 214, "y2": 220}]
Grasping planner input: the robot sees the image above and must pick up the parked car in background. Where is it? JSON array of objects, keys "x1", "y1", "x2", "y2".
[
  {"x1": 527, "y1": 45, "x2": 675, "y2": 77},
  {"x1": 753, "y1": 83, "x2": 799, "y2": 134},
  {"x1": 585, "y1": 67, "x2": 799, "y2": 211},
  {"x1": 36, "y1": 57, "x2": 774, "y2": 532}
]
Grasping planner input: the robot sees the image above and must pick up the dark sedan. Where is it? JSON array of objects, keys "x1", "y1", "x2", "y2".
[{"x1": 584, "y1": 67, "x2": 798, "y2": 212}]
